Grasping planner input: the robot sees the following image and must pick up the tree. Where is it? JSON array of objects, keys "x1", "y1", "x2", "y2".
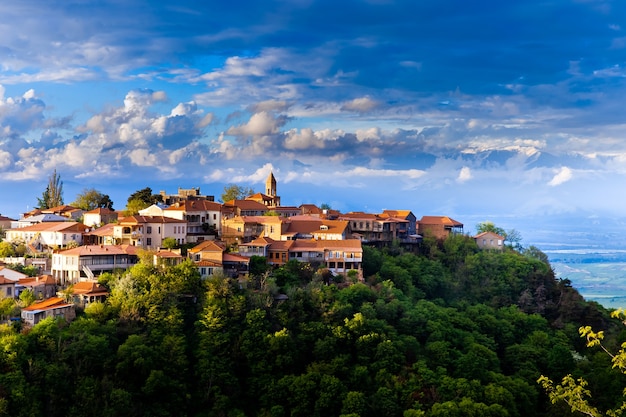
[
  {"x1": 476, "y1": 221, "x2": 506, "y2": 237},
  {"x1": 0, "y1": 242, "x2": 15, "y2": 258},
  {"x1": 162, "y1": 237, "x2": 177, "y2": 250},
  {"x1": 220, "y1": 184, "x2": 255, "y2": 203},
  {"x1": 538, "y1": 310, "x2": 626, "y2": 416},
  {"x1": 127, "y1": 187, "x2": 162, "y2": 206},
  {"x1": 37, "y1": 169, "x2": 64, "y2": 209},
  {"x1": 72, "y1": 188, "x2": 114, "y2": 210}
]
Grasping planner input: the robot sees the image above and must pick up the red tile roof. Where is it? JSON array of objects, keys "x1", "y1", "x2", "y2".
[{"x1": 22, "y1": 297, "x2": 72, "y2": 312}]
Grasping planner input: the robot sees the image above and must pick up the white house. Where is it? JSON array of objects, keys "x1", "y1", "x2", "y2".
[
  {"x1": 164, "y1": 199, "x2": 223, "y2": 243},
  {"x1": 5, "y1": 222, "x2": 89, "y2": 250}
]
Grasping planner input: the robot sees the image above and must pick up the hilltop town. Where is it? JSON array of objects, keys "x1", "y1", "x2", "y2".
[{"x1": 0, "y1": 171, "x2": 506, "y2": 326}]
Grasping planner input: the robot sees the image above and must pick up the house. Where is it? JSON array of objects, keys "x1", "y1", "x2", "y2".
[
  {"x1": 287, "y1": 239, "x2": 363, "y2": 276},
  {"x1": 21, "y1": 297, "x2": 75, "y2": 326},
  {"x1": 474, "y1": 231, "x2": 505, "y2": 251},
  {"x1": 113, "y1": 215, "x2": 187, "y2": 248},
  {"x1": 283, "y1": 216, "x2": 350, "y2": 241},
  {"x1": 269, "y1": 206, "x2": 301, "y2": 218},
  {"x1": 138, "y1": 203, "x2": 170, "y2": 216},
  {"x1": 188, "y1": 240, "x2": 247, "y2": 278},
  {"x1": 239, "y1": 236, "x2": 294, "y2": 266},
  {"x1": 16, "y1": 213, "x2": 70, "y2": 228},
  {"x1": 16, "y1": 275, "x2": 57, "y2": 299},
  {"x1": 51, "y1": 245, "x2": 139, "y2": 285},
  {"x1": 0, "y1": 276, "x2": 15, "y2": 298},
  {"x1": 223, "y1": 200, "x2": 269, "y2": 218},
  {"x1": 418, "y1": 216, "x2": 464, "y2": 240},
  {"x1": 82, "y1": 223, "x2": 117, "y2": 245},
  {"x1": 163, "y1": 199, "x2": 223, "y2": 242},
  {"x1": 188, "y1": 240, "x2": 226, "y2": 278},
  {"x1": 42, "y1": 205, "x2": 84, "y2": 221},
  {"x1": 71, "y1": 281, "x2": 109, "y2": 305},
  {"x1": 299, "y1": 204, "x2": 324, "y2": 217},
  {"x1": 221, "y1": 216, "x2": 266, "y2": 245},
  {"x1": 380, "y1": 210, "x2": 418, "y2": 238},
  {"x1": 5, "y1": 221, "x2": 89, "y2": 251},
  {"x1": 153, "y1": 250, "x2": 184, "y2": 267},
  {"x1": 0, "y1": 266, "x2": 28, "y2": 282},
  {"x1": 82, "y1": 208, "x2": 118, "y2": 227},
  {"x1": 0, "y1": 214, "x2": 15, "y2": 231}
]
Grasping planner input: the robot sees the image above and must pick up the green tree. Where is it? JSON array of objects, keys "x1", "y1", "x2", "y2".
[
  {"x1": 19, "y1": 289, "x2": 35, "y2": 307},
  {"x1": 538, "y1": 310, "x2": 626, "y2": 416},
  {"x1": 0, "y1": 242, "x2": 15, "y2": 258},
  {"x1": 220, "y1": 184, "x2": 255, "y2": 202},
  {"x1": 127, "y1": 187, "x2": 162, "y2": 206},
  {"x1": 162, "y1": 237, "x2": 177, "y2": 249},
  {"x1": 72, "y1": 188, "x2": 114, "y2": 210},
  {"x1": 476, "y1": 221, "x2": 506, "y2": 237},
  {"x1": 37, "y1": 169, "x2": 64, "y2": 209},
  {"x1": 124, "y1": 198, "x2": 148, "y2": 216}
]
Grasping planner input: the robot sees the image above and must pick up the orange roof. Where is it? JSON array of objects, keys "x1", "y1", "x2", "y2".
[
  {"x1": 84, "y1": 223, "x2": 116, "y2": 236},
  {"x1": 57, "y1": 244, "x2": 138, "y2": 256},
  {"x1": 224, "y1": 200, "x2": 268, "y2": 211},
  {"x1": 72, "y1": 281, "x2": 109, "y2": 295},
  {"x1": 474, "y1": 231, "x2": 505, "y2": 240},
  {"x1": 241, "y1": 236, "x2": 276, "y2": 247},
  {"x1": 165, "y1": 199, "x2": 222, "y2": 212},
  {"x1": 118, "y1": 215, "x2": 186, "y2": 224},
  {"x1": 189, "y1": 240, "x2": 225, "y2": 253},
  {"x1": 340, "y1": 212, "x2": 378, "y2": 220},
  {"x1": 22, "y1": 297, "x2": 72, "y2": 312},
  {"x1": 84, "y1": 207, "x2": 116, "y2": 215},
  {"x1": 154, "y1": 250, "x2": 183, "y2": 259},
  {"x1": 419, "y1": 216, "x2": 463, "y2": 226},
  {"x1": 223, "y1": 253, "x2": 250, "y2": 263},
  {"x1": 268, "y1": 240, "x2": 295, "y2": 251},
  {"x1": 43, "y1": 205, "x2": 81, "y2": 213},
  {"x1": 19, "y1": 275, "x2": 56, "y2": 286},
  {"x1": 195, "y1": 260, "x2": 222, "y2": 267},
  {"x1": 0, "y1": 276, "x2": 15, "y2": 285}
]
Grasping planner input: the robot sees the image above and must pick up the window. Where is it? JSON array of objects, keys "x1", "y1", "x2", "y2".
[
  {"x1": 213, "y1": 214, "x2": 217, "y2": 220},
  {"x1": 147, "y1": 238, "x2": 152, "y2": 246},
  {"x1": 200, "y1": 267, "x2": 206, "y2": 275},
  {"x1": 6, "y1": 287, "x2": 11, "y2": 296},
  {"x1": 147, "y1": 226, "x2": 152, "y2": 234}
]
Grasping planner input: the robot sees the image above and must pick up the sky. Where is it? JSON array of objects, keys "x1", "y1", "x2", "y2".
[{"x1": 1, "y1": 0, "x2": 626, "y2": 247}]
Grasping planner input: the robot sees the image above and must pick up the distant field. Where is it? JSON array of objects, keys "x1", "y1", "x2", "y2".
[{"x1": 549, "y1": 254, "x2": 626, "y2": 310}]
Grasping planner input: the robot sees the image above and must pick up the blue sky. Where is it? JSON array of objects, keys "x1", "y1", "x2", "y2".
[{"x1": 1, "y1": 0, "x2": 626, "y2": 245}]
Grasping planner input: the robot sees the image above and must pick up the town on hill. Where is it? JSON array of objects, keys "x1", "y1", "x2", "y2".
[{"x1": 0, "y1": 170, "x2": 508, "y2": 325}]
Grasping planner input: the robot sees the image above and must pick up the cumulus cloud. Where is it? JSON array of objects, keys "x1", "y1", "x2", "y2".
[{"x1": 548, "y1": 166, "x2": 573, "y2": 186}]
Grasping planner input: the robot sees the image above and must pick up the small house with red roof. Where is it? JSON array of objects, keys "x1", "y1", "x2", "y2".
[
  {"x1": 71, "y1": 281, "x2": 109, "y2": 305},
  {"x1": 418, "y1": 216, "x2": 464, "y2": 240},
  {"x1": 21, "y1": 297, "x2": 75, "y2": 326},
  {"x1": 474, "y1": 231, "x2": 505, "y2": 251}
]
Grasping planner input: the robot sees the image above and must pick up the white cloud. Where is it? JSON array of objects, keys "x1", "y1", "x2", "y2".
[
  {"x1": 457, "y1": 166, "x2": 472, "y2": 183},
  {"x1": 548, "y1": 166, "x2": 573, "y2": 186},
  {"x1": 226, "y1": 111, "x2": 283, "y2": 136},
  {"x1": 341, "y1": 97, "x2": 380, "y2": 113}
]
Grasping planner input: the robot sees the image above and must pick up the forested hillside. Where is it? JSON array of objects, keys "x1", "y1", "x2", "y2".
[{"x1": 0, "y1": 235, "x2": 622, "y2": 417}]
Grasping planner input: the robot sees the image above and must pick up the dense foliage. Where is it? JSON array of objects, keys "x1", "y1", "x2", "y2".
[{"x1": 0, "y1": 234, "x2": 622, "y2": 417}]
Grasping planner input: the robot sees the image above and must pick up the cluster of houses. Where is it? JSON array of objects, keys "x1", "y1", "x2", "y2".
[{"x1": 0, "y1": 172, "x2": 505, "y2": 326}]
